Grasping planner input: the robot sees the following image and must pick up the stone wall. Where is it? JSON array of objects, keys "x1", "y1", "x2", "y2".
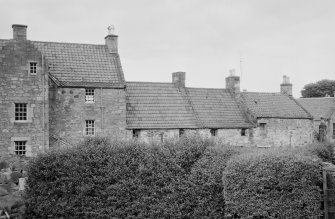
[
  {"x1": 49, "y1": 85, "x2": 127, "y2": 148},
  {"x1": 312, "y1": 116, "x2": 335, "y2": 143},
  {"x1": 253, "y1": 118, "x2": 314, "y2": 147},
  {"x1": 0, "y1": 40, "x2": 49, "y2": 157}
]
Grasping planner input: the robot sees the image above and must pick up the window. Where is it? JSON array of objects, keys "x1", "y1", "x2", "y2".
[
  {"x1": 85, "y1": 120, "x2": 95, "y2": 136},
  {"x1": 30, "y1": 62, "x2": 37, "y2": 74},
  {"x1": 14, "y1": 141, "x2": 26, "y2": 155},
  {"x1": 210, "y1": 129, "x2": 218, "y2": 137},
  {"x1": 179, "y1": 129, "x2": 185, "y2": 137},
  {"x1": 333, "y1": 123, "x2": 335, "y2": 139},
  {"x1": 15, "y1": 103, "x2": 27, "y2": 121},
  {"x1": 259, "y1": 123, "x2": 267, "y2": 137},
  {"x1": 85, "y1": 89, "x2": 95, "y2": 103},
  {"x1": 241, "y1": 128, "x2": 246, "y2": 136},
  {"x1": 132, "y1": 129, "x2": 140, "y2": 138}
]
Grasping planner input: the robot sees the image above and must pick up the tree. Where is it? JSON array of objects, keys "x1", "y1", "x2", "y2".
[{"x1": 301, "y1": 79, "x2": 335, "y2": 98}]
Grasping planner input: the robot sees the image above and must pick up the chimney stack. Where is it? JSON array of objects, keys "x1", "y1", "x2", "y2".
[
  {"x1": 105, "y1": 25, "x2": 118, "y2": 53},
  {"x1": 172, "y1": 72, "x2": 186, "y2": 87},
  {"x1": 12, "y1": 24, "x2": 27, "y2": 41},
  {"x1": 280, "y1": 75, "x2": 292, "y2": 96},
  {"x1": 225, "y1": 69, "x2": 240, "y2": 94}
]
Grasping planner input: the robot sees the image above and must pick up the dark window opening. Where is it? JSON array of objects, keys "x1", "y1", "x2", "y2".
[
  {"x1": 333, "y1": 123, "x2": 335, "y2": 139},
  {"x1": 15, "y1": 141, "x2": 26, "y2": 155},
  {"x1": 30, "y1": 62, "x2": 37, "y2": 74},
  {"x1": 241, "y1": 128, "x2": 246, "y2": 136},
  {"x1": 133, "y1": 129, "x2": 140, "y2": 138},
  {"x1": 210, "y1": 129, "x2": 218, "y2": 137},
  {"x1": 259, "y1": 123, "x2": 267, "y2": 137},
  {"x1": 15, "y1": 103, "x2": 27, "y2": 121},
  {"x1": 179, "y1": 129, "x2": 185, "y2": 137}
]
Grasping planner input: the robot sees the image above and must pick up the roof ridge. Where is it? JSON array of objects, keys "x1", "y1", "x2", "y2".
[
  {"x1": 186, "y1": 87, "x2": 228, "y2": 91},
  {"x1": 288, "y1": 95, "x2": 313, "y2": 119},
  {"x1": 32, "y1": 40, "x2": 104, "y2": 46},
  {"x1": 243, "y1": 91, "x2": 282, "y2": 95},
  {"x1": 126, "y1": 81, "x2": 173, "y2": 85}
]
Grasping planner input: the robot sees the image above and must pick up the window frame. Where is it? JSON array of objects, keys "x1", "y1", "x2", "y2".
[
  {"x1": 14, "y1": 103, "x2": 28, "y2": 121},
  {"x1": 333, "y1": 123, "x2": 335, "y2": 139},
  {"x1": 85, "y1": 89, "x2": 95, "y2": 103},
  {"x1": 14, "y1": 141, "x2": 27, "y2": 156},
  {"x1": 179, "y1": 129, "x2": 185, "y2": 137},
  {"x1": 132, "y1": 129, "x2": 140, "y2": 138},
  {"x1": 85, "y1": 120, "x2": 95, "y2": 136},
  {"x1": 29, "y1": 62, "x2": 37, "y2": 75},
  {"x1": 259, "y1": 123, "x2": 267, "y2": 137},
  {"x1": 210, "y1": 129, "x2": 218, "y2": 137},
  {"x1": 241, "y1": 128, "x2": 246, "y2": 136}
]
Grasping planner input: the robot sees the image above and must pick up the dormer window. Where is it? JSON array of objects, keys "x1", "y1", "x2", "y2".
[
  {"x1": 30, "y1": 62, "x2": 37, "y2": 75},
  {"x1": 85, "y1": 89, "x2": 95, "y2": 103}
]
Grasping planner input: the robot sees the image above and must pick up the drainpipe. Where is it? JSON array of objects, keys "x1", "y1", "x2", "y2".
[
  {"x1": 100, "y1": 87, "x2": 104, "y2": 132},
  {"x1": 42, "y1": 54, "x2": 45, "y2": 151}
]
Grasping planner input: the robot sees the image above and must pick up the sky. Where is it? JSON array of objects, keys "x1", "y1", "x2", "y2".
[{"x1": 1, "y1": 0, "x2": 334, "y2": 97}]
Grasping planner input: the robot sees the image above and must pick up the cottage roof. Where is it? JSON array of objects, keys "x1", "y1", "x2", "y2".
[
  {"x1": 126, "y1": 82, "x2": 198, "y2": 129},
  {"x1": 186, "y1": 88, "x2": 252, "y2": 128},
  {"x1": 297, "y1": 97, "x2": 335, "y2": 120},
  {"x1": 0, "y1": 39, "x2": 125, "y2": 88},
  {"x1": 32, "y1": 41, "x2": 125, "y2": 88},
  {"x1": 126, "y1": 82, "x2": 252, "y2": 129},
  {"x1": 241, "y1": 92, "x2": 312, "y2": 119}
]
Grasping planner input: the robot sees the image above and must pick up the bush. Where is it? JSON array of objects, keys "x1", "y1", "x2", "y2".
[
  {"x1": 223, "y1": 149, "x2": 323, "y2": 219},
  {"x1": 304, "y1": 142, "x2": 335, "y2": 164},
  {"x1": 24, "y1": 136, "x2": 218, "y2": 218}
]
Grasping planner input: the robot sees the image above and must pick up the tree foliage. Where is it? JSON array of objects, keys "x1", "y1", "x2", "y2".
[{"x1": 301, "y1": 79, "x2": 335, "y2": 98}]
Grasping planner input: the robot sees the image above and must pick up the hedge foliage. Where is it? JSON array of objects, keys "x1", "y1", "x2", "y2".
[
  {"x1": 24, "y1": 136, "x2": 238, "y2": 218},
  {"x1": 223, "y1": 149, "x2": 323, "y2": 219}
]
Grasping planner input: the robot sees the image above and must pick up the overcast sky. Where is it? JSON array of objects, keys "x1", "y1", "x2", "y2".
[{"x1": 1, "y1": 0, "x2": 334, "y2": 97}]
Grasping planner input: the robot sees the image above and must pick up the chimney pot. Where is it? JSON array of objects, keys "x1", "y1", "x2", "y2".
[
  {"x1": 12, "y1": 24, "x2": 27, "y2": 41},
  {"x1": 280, "y1": 75, "x2": 293, "y2": 96},
  {"x1": 172, "y1": 72, "x2": 186, "y2": 87},
  {"x1": 225, "y1": 69, "x2": 240, "y2": 94}
]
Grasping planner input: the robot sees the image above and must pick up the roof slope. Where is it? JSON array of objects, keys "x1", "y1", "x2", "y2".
[
  {"x1": 126, "y1": 82, "x2": 198, "y2": 129},
  {"x1": 32, "y1": 41, "x2": 125, "y2": 88},
  {"x1": 297, "y1": 97, "x2": 335, "y2": 120},
  {"x1": 241, "y1": 92, "x2": 312, "y2": 119},
  {"x1": 186, "y1": 88, "x2": 251, "y2": 128}
]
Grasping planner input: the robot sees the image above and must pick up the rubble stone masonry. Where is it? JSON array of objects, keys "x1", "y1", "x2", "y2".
[{"x1": 0, "y1": 40, "x2": 49, "y2": 157}]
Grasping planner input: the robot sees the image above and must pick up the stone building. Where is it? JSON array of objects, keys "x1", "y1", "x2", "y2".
[
  {"x1": 0, "y1": 24, "x2": 316, "y2": 157},
  {"x1": 297, "y1": 97, "x2": 335, "y2": 143}
]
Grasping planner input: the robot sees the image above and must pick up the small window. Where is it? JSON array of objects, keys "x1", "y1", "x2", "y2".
[
  {"x1": 15, "y1": 103, "x2": 27, "y2": 121},
  {"x1": 132, "y1": 129, "x2": 140, "y2": 138},
  {"x1": 30, "y1": 62, "x2": 37, "y2": 75},
  {"x1": 85, "y1": 120, "x2": 95, "y2": 136},
  {"x1": 210, "y1": 129, "x2": 218, "y2": 137},
  {"x1": 14, "y1": 141, "x2": 26, "y2": 155},
  {"x1": 259, "y1": 123, "x2": 267, "y2": 137},
  {"x1": 179, "y1": 129, "x2": 185, "y2": 137},
  {"x1": 85, "y1": 89, "x2": 95, "y2": 103},
  {"x1": 241, "y1": 128, "x2": 246, "y2": 136},
  {"x1": 333, "y1": 123, "x2": 335, "y2": 139}
]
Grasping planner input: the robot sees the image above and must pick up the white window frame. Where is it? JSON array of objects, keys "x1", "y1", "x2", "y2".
[
  {"x1": 14, "y1": 141, "x2": 27, "y2": 156},
  {"x1": 85, "y1": 120, "x2": 95, "y2": 136},
  {"x1": 85, "y1": 89, "x2": 95, "y2": 103}
]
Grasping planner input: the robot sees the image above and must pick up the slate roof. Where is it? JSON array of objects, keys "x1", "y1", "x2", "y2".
[
  {"x1": 126, "y1": 82, "x2": 252, "y2": 129},
  {"x1": 186, "y1": 88, "x2": 252, "y2": 128},
  {"x1": 126, "y1": 82, "x2": 198, "y2": 129},
  {"x1": 0, "y1": 39, "x2": 125, "y2": 88},
  {"x1": 241, "y1": 92, "x2": 312, "y2": 119},
  {"x1": 297, "y1": 97, "x2": 335, "y2": 120}
]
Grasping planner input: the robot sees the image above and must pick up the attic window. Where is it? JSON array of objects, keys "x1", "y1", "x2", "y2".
[
  {"x1": 210, "y1": 129, "x2": 218, "y2": 137},
  {"x1": 30, "y1": 62, "x2": 37, "y2": 75},
  {"x1": 85, "y1": 89, "x2": 95, "y2": 103},
  {"x1": 133, "y1": 129, "x2": 140, "y2": 138},
  {"x1": 241, "y1": 128, "x2": 246, "y2": 136}
]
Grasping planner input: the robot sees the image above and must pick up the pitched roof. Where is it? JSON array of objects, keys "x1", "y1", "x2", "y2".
[
  {"x1": 126, "y1": 82, "x2": 198, "y2": 129},
  {"x1": 0, "y1": 39, "x2": 125, "y2": 88},
  {"x1": 126, "y1": 82, "x2": 252, "y2": 129},
  {"x1": 32, "y1": 41, "x2": 125, "y2": 88},
  {"x1": 241, "y1": 92, "x2": 312, "y2": 119},
  {"x1": 297, "y1": 97, "x2": 335, "y2": 120},
  {"x1": 185, "y1": 88, "x2": 251, "y2": 128}
]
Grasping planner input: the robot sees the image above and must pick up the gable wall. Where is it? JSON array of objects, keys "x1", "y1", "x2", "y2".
[
  {"x1": 0, "y1": 40, "x2": 49, "y2": 157},
  {"x1": 49, "y1": 86, "x2": 127, "y2": 148}
]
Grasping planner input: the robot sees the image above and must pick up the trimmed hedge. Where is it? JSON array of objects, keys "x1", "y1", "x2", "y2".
[
  {"x1": 24, "y1": 136, "x2": 232, "y2": 218},
  {"x1": 223, "y1": 150, "x2": 323, "y2": 219}
]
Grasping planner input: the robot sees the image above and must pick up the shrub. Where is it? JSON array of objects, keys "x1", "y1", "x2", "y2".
[
  {"x1": 24, "y1": 136, "x2": 216, "y2": 218},
  {"x1": 223, "y1": 149, "x2": 323, "y2": 219},
  {"x1": 304, "y1": 142, "x2": 335, "y2": 164}
]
